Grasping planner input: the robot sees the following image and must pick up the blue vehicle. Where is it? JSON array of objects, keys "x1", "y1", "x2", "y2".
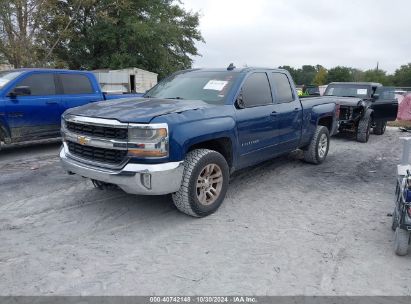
[
  {"x1": 60, "y1": 65, "x2": 339, "y2": 217},
  {"x1": 0, "y1": 68, "x2": 142, "y2": 150}
]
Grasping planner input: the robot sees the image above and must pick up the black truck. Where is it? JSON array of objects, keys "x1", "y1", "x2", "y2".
[{"x1": 324, "y1": 82, "x2": 398, "y2": 142}]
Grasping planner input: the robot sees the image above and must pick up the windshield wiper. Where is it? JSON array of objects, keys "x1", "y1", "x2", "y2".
[{"x1": 165, "y1": 97, "x2": 185, "y2": 100}]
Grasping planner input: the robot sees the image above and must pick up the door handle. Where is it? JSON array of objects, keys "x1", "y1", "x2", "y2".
[
  {"x1": 270, "y1": 111, "x2": 277, "y2": 116},
  {"x1": 294, "y1": 108, "x2": 299, "y2": 111},
  {"x1": 46, "y1": 101, "x2": 58, "y2": 104}
]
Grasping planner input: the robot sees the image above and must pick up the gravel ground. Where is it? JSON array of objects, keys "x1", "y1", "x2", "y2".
[{"x1": 0, "y1": 128, "x2": 410, "y2": 296}]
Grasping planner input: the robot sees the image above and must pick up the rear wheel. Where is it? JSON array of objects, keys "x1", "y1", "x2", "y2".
[
  {"x1": 357, "y1": 110, "x2": 373, "y2": 143},
  {"x1": 373, "y1": 120, "x2": 387, "y2": 135},
  {"x1": 172, "y1": 149, "x2": 229, "y2": 217},
  {"x1": 303, "y1": 126, "x2": 330, "y2": 164},
  {"x1": 394, "y1": 227, "x2": 410, "y2": 256}
]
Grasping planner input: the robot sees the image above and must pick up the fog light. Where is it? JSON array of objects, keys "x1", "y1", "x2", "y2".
[{"x1": 141, "y1": 173, "x2": 152, "y2": 189}]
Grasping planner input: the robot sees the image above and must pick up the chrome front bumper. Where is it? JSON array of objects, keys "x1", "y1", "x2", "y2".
[{"x1": 60, "y1": 144, "x2": 184, "y2": 195}]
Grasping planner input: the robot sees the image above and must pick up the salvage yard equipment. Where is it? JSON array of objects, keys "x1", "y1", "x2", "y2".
[{"x1": 392, "y1": 137, "x2": 411, "y2": 255}]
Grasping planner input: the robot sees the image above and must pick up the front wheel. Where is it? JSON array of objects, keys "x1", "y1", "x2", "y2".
[
  {"x1": 172, "y1": 149, "x2": 229, "y2": 217},
  {"x1": 357, "y1": 110, "x2": 372, "y2": 143},
  {"x1": 392, "y1": 205, "x2": 399, "y2": 231},
  {"x1": 373, "y1": 120, "x2": 387, "y2": 135},
  {"x1": 303, "y1": 126, "x2": 330, "y2": 164}
]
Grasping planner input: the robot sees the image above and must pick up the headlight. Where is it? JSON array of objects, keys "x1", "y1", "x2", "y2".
[
  {"x1": 61, "y1": 117, "x2": 66, "y2": 130},
  {"x1": 127, "y1": 123, "x2": 168, "y2": 158},
  {"x1": 61, "y1": 117, "x2": 67, "y2": 142}
]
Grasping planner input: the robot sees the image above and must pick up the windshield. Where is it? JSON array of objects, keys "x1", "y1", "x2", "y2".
[
  {"x1": 145, "y1": 70, "x2": 239, "y2": 104},
  {"x1": 0, "y1": 70, "x2": 23, "y2": 90},
  {"x1": 325, "y1": 84, "x2": 370, "y2": 98}
]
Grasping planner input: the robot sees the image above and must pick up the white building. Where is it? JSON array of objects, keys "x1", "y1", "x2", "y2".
[
  {"x1": 0, "y1": 64, "x2": 13, "y2": 71},
  {"x1": 93, "y1": 67, "x2": 158, "y2": 94}
]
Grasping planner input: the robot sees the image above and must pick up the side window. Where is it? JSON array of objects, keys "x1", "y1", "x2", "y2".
[
  {"x1": 271, "y1": 73, "x2": 294, "y2": 103},
  {"x1": 60, "y1": 74, "x2": 94, "y2": 94},
  {"x1": 241, "y1": 73, "x2": 272, "y2": 107},
  {"x1": 15, "y1": 74, "x2": 56, "y2": 96}
]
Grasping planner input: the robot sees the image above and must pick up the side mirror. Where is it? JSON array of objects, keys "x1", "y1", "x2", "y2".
[
  {"x1": 9, "y1": 86, "x2": 31, "y2": 97},
  {"x1": 236, "y1": 91, "x2": 245, "y2": 109},
  {"x1": 372, "y1": 93, "x2": 379, "y2": 101}
]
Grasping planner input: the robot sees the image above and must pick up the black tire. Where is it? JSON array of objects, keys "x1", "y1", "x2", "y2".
[
  {"x1": 394, "y1": 227, "x2": 410, "y2": 256},
  {"x1": 303, "y1": 126, "x2": 330, "y2": 164},
  {"x1": 373, "y1": 120, "x2": 387, "y2": 135},
  {"x1": 172, "y1": 149, "x2": 229, "y2": 217},
  {"x1": 392, "y1": 206, "x2": 399, "y2": 231},
  {"x1": 356, "y1": 110, "x2": 373, "y2": 143}
]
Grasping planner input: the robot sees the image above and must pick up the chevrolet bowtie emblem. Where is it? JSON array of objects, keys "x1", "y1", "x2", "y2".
[{"x1": 77, "y1": 136, "x2": 90, "y2": 145}]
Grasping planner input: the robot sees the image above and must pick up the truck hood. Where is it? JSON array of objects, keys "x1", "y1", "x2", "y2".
[
  {"x1": 64, "y1": 97, "x2": 212, "y2": 123},
  {"x1": 327, "y1": 96, "x2": 363, "y2": 107}
]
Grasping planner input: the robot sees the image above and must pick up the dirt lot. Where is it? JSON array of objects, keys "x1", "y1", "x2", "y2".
[{"x1": 0, "y1": 128, "x2": 410, "y2": 296}]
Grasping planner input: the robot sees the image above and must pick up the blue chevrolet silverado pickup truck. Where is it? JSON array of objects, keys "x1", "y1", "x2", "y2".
[
  {"x1": 0, "y1": 68, "x2": 142, "y2": 150},
  {"x1": 60, "y1": 66, "x2": 338, "y2": 217}
]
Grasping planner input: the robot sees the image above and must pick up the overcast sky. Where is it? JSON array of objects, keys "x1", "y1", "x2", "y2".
[{"x1": 182, "y1": 0, "x2": 411, "y2": 74}]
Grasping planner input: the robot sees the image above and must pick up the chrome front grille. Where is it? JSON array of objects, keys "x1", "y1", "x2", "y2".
[
  {"x1": 67, "y1": 141, "x2": 127, "y2": 165},
  {"x1": 63, "y1": 115, "x2": 129, "y2": 167},
  {"x1": 66, "y1": 121, "x2": 128, "y2": 140}
]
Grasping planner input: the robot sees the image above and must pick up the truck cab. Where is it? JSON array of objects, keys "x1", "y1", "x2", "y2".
[{"x1": 0, "y1": 69, "x2": 142, "y2": 149}]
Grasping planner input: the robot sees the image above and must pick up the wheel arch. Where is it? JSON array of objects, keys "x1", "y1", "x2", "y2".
[
  {"x1": 317, "y1": 115, "x2": 333, "y2": 132},
  {"x1": 0, "y1": 122, "x2": 10, "y2": 142},
  {"x1": 186, "y1": 137, "x2": 233, "y2": 170}
]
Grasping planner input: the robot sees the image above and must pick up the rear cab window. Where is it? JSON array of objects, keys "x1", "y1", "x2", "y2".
[
  {"x1": 59, "y1": 74, "x2": 94, "y2": 94},
  {"x1": 271, "y1": 73, "x2": 294, "y2": 103}
]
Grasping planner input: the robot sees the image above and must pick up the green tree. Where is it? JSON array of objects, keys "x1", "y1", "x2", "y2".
[
  {"x1": 313, "y1": 67, "x2": 327, "y2": 85},
  {"x1": 0, "y1": 0, "x2": 50, "y2": 67},
  {"x1": 393, "y1": 63, "x2": 411, "y2": 87},
  {"x1": 41, "y1": 0, "x2": 203, "y2": 78},
  {"x1": 279, "y1": 65, "x2": 317, "y2": 85},
  {"x1": 350, "y1": 68, "x2": 365, "y2": 82},
  {"x1": 363, "y1": 69, "x2": 391, "y2": 85},
  {"x1": 279, "y1": 65, "x2": 299, "y2": 83},
  {"x1": 299, "y1": 65, "x2": 316, "y2": 84},
  {"x1": 326, "y1": 66, "x2": 353, "y2": 82}
]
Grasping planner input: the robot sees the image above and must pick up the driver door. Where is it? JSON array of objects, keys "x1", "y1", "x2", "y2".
[
  {"x1": 5, "y1": 72, "x2": 62, "y2": 141},
  {"x1": 235, "y1": 72, "x2": 279, "y2": 169},
  {"x1": 371, "y1": 86, "x2": 398, "y2": 122}
]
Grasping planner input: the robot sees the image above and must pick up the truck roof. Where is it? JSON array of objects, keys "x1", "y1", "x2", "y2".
[
  {"x1": 328, "y1": 82, "x2": 382, "y2": 87},
  {"x1": 181, "y1": 67, "x2": 288, "y2": 74},
  {"x1": 8, "y1": 68, "x2": 93, "y2": 74}
]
